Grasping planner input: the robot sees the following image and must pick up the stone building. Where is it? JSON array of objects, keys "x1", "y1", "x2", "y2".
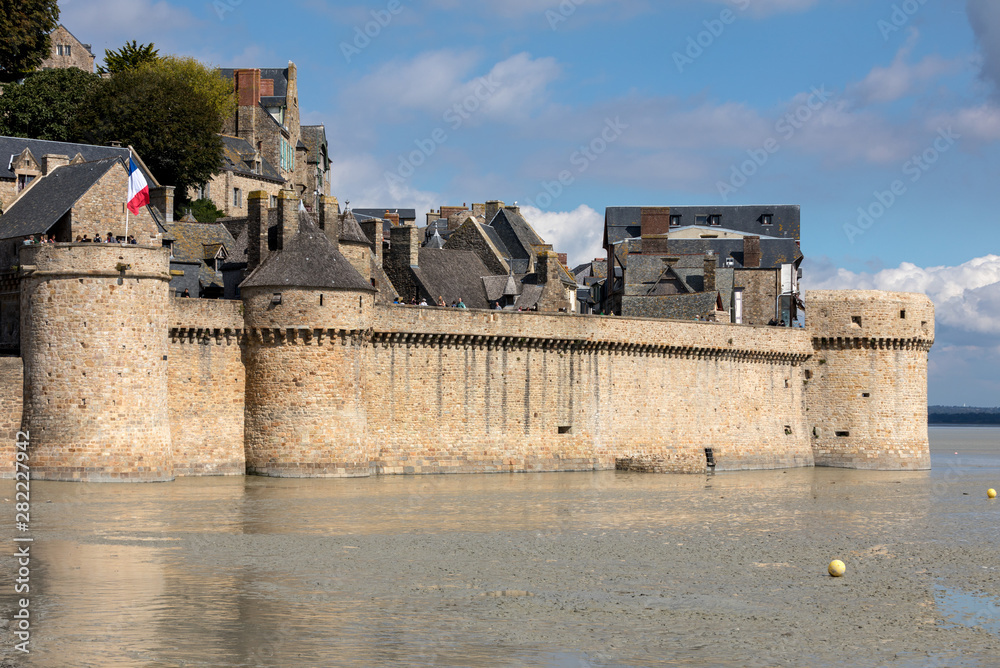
[
  {"x1": 37, "y1": 25, "x2": 94, "y2": 73},
  {"x1": 191, "y1": 135, "x2": 284, "y2": 217},
  {"x1": 218, "y1": 64, "x2": 331, "y2": 210},
  {"x1": 603, "y1": 206, "x2": 803, "y2": 323},
  {"x1": 164, "y1": 220, "x2": 237, "y2": 298}
]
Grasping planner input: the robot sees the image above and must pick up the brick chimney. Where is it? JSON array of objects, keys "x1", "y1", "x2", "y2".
[
  {"x1": 640, "y1": 207, "x2": 670, "y2": 236},
  {"x1": 743, "y1": 236, "x2": 761, "y2": 268},
  {"x1": 247, "y1": 190, "x2": 270, "y2": 272},
  {"x1": 318, "y1": 195, "x2": 340, "y2": 250},
  {"x1": 275, "y1": 189, "x2": 298, "y2": 250},
  {"x1": 385, "y1": 210, "x2": 400, "y2": 227},
  {"x1": 703, "y1": 254, "x2": 717, "y2": 293},
  {"x1": 41, "y1": 154, "x2": 69, "y2": 175},
  {"x1": 235, "y1": 69, "x2": 261, "y2": 107}
]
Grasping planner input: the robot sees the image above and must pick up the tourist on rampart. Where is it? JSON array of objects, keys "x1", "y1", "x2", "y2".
[
  {"x1": 81, "y1": 235, "x2": 91, "y2": 242},
  {"x1": 106, "y1": 233, "x2": 115, "y2": 243},
  {"x1": 128, "y1": 236, "x2": 137, "y2": 245},
  {"x1": 93, "y1": 232, "x2": 103, "y2": 243},
  {"x1": 23, "y1": 235, "x2": 35, "y2": 245},
  {"x1": 437, "y1": 296, "x2": 446, "y2": 307},
  {"x1": 181, "y1": 289, "x2": 190, "y2": 298},
  {"x1": 494, "y1": 301, "x2": 502, "y2": 310},
  {"x1": 48, "y1": 235, "x2": 55, "y2": 243},
  {"x1": 457, "y1": 298, "x2": 466, "y2": 309},
  {"x1": 419, "y1": 298, "x2": 428, "y2": 306}
]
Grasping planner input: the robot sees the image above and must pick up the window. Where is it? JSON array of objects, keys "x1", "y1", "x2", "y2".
[
  {"x1": 900, "y1": 310, "x2": 906, "y2": 319},
  {"x1": 16, "y1": 174, "x2": 34, "y2": 192},
  {"x1": 56, "y1": 45, "x2": 63, "y2": 56},
  {"x1": 761, "y1": 214, "x2": 773, "y2": 225},
  {"x1": 695, "y1": 214, "x2": 708, "y2": 225},
  {"x1": 233, "y1": 187, "x2": 242, "y2": 208},
  {"x1": 280, "y1": 138, "x2": 295, "y2": 171},
  {"x1": 708, "y1": 214, "x2": 721, "y2": 226},
  {"x1": 270, "y1": 195, "x2": 278, "y2": 207},
  {"x1": 65, "y1": 45, "x2": 71, "y2": 56},
  {"x1": 669, "y1": 215, "x2": 681, "y2": 226},
  {"x1": 851, "y1": 315, "x2": 862, "y2": 327}
]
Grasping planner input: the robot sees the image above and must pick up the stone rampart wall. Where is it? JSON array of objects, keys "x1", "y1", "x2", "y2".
[
  {"x1": 368, "y1": 307, "x2": 815, "y2": 474},
  {"x1": 168, "y1": 298, "x2": 245, "y2": 475},
  {"x1": 0, "y1": 356, "x2": 22, "y2": 478},
  {"x1": 804, "y1": 291, "x2": 934, "y2": 470}
]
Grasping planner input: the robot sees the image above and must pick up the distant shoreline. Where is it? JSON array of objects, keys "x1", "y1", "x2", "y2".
[{"x1": 929, "y1": 407, "x2": 1000, "y2": 425}]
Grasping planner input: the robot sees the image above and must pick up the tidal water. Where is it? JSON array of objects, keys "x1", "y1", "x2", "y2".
[{"x1": 2, "y1": 427, "x2": 1000, "y2": 667}]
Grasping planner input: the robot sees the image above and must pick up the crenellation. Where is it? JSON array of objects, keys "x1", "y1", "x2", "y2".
[{"x1": 6, "y1": 243, "x2": 934, "y2": 481}]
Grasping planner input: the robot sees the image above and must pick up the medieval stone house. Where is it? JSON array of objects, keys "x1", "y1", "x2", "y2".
[{"x1": 37, "y1": 25, "x2": 94, "y2": 73}]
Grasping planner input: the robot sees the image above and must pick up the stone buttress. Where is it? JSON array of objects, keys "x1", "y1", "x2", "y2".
[
  {"x1": 240, "y1": 193, "x2": 377, "y2": 477},
  {"x1": 19, "y1": 244, "x2": 173, "y2": 481},
  {"x1": 804, "y1": 290, "x2": 935, "y2": 470}
]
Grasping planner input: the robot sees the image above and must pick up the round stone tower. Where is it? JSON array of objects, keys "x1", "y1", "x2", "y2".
[
  {"x1": 241, "y1": 202, "x2": 377, "y2": 477},
  {"x1": 19, "y1": 243, "x2": 173, "y2": 481},
  {"x1": 804, "y1": 290, "x2": 935, "y2": 470}
]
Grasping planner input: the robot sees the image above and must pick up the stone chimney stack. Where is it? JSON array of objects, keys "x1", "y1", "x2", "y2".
[
  {"x1": 485, "y1": 200, "x2": 505, "y2": 224},
  {"x1": 390, "y1": 225, "x2": 420, "y2": 268},
  {"x1": 703, "y1": 254, "x2": 717, "y2": 293},
  {"x1": 41, "y1": 154, "x2": 69, "y2": 175},
  {"x1": 275, "y1": 189, "x2": 298, "y2": 250},
  {"x1": 318, "y1": 195, "x2": 340, "y2": 250},
  {"x1": 743, "y1": 236, "x2": 761, "y2": 268},
  {"x1": 247, "y1": 190, "x2": 270, "y2": 272},
  {"x1": 148, "y1": 186, "x2": 175, "y2": 223},
  {"x1": 360, "y1": 217, "x2": 384, "y2": 269}
]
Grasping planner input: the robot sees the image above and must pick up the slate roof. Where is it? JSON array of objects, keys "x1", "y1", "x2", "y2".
[
  {"x1": 488, "y1": 207, "x2": 543, "y2": 260},
  {"x1": 411, "y1": 249, "x2": 491, "y2": 309},
  {"x1": 426, "y1": 230, "x2": 445, "y2": 249},
  {"x1": 0, "y1": 136, "x2": 155, "y2": 184},
  {"x1": 604, "y1": 205, "x2": 800, "y2": 247},
  {"x1": 165, "y1": 221, "x2": 236, "y2": 265},
  {"x1": 480, "y1": 223, "x2": 510, "y2": 258},
  {"x1": 340, "y1": 210, "x2": 370, "y2": 245},
  {"x1": 240, "y1": 210, "x2": 375, "y2": 291},
  {"x1": 299, "y1": 125, "x2": 328, "y2": 166},
  {"x1": 219, "y1": 135, "x2": 282, "y2": 182},
  {"x1": 0, "y1": 158, "x2": 118, "y2": 240},
  {"x1": 353, "y1": 208, "x2": 416, "y2": 224}
]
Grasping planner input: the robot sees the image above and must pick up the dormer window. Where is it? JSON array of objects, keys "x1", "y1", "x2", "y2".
[
  {"x1": 669, "y1": 215, "x2": 681, "y2": 226},
  {"x1": 761, "y1": 214, "x2": 773, "y2": 226},
  {"x1": 708, "y1": 214, "x2": 721, "y2": 226},
  {"x1": 16, "y1": 174, "x2": 34, "y2": 192},
  {"x1": 695, "y1": 214, "x2": 708, "y2": 226}
]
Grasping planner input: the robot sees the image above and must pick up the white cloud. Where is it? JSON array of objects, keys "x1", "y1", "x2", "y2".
[
  {"x1": 348, "y1": 51, "x2": 559, "y2": 124},
  {"x1": 803, "y1": 254, "x2": 1000, "y2": 335},
  {"x1": 849, "y1": 32, "x2": 961, "y2": 106},
  {"x1": 59, "y1": 0, "x2": 196, "y2": 54},
  {"x1": 929, "y1": 103, "x2": 1000, "y2": 142},
  {"x1": 519, "y1": 204, "x2": 604, "y2": 269}
]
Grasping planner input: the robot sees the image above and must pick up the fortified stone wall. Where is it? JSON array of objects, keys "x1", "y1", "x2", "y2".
[
  {"x1": 804, "y1": 290, "x2": 934, "y2": 470},
  {"x1": 242, "y1": 287, "x2": 374, "y2": 477},
  {"x1": 0, "y1": 356, "x2": 22, "y2": 478},
  {"x1": 167, "y1": 298, "x2": 246, "y2": 475},
  {"x1": 19, "y1": 244, "x2": 173, "y2": 481},
  {"x1": 368, "y1": 307, "x2": 815, "y2": 474}
]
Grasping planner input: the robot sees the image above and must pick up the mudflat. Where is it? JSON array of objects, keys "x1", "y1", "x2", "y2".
[{"x1": 2, "y1": 428, "x2": 999, "y2": 667}]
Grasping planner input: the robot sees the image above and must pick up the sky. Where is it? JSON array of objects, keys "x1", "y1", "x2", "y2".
[{"x1": 56, "y1": 0, "x2": 1000, "y2": 406}]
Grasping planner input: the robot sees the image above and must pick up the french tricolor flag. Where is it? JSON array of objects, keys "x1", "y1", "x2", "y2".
[{"x1": 126, "y1": 156, "x2": 149, "y2": 215}]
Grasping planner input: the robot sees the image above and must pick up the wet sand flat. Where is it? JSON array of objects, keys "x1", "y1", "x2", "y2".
[{"x1": 1, "y1": 427, "x2": 999, "y2": 667}]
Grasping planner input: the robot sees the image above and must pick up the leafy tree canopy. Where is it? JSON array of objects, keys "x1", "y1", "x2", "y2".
[
  {"x1": 0, "y1": 68, "x2": 101, "y2": 142},
  {"x1": 0, "y1": 0, "x2": 59, "y2": 83},
  {"x1": 187, "y1": 198, "x2": 224, "y2": 224},
  {"x1": 98, "y1": 41, "x2": 160, "y2": 75},
  {"x1": 74, "y1": 56, "x2": 236, "y2": 202}
]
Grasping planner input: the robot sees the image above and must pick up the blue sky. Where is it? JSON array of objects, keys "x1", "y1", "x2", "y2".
[{"x1": 59, "y1": 0, "x2": 1000, "y2": 405}]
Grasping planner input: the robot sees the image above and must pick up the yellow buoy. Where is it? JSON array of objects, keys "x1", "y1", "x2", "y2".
[
  {"x1": 828, "y1": 559, "x2": 846, "y2": 577},
  {"x1": 988, "y1": 489, "x2": 997, "y2": 499}
]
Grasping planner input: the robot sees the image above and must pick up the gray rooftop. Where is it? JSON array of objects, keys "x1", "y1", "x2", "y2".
[
  {"x1": 240, "y1": 210, "x2": 375, "y2": 292},
  {"x1": 0, "y1": 158, "x2": 118, "y2": 240},
  {"x1": 0, "y1": 136, "x2": 156, "y2": 184}
]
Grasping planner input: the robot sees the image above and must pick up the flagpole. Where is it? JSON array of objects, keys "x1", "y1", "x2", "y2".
[{"x1": 125, "y1": 150, "x2": 130, "y2": 242}]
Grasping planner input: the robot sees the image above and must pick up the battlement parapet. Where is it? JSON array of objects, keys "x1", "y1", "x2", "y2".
[{"x1": 806, "y1": 290, "x2": 934, "y2": 343}]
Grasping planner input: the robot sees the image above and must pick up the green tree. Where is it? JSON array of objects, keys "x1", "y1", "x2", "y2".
[
  {"x1": 188, "y1": 198, "x2": 224, "y2": 224},
  {"x1": 75, "y1": 56, "x2": 236, "y2": 203},
  {"x1": 97, "y1": 41, "x2": 160, "y2": 75},
  {"x1": 0, "y1": 68, "x2": 101, "y2": 141},
  {"x1": 0, "y1": 0, "x2": 59, "y2": 83}
]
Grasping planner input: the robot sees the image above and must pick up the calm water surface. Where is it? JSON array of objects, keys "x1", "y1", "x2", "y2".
[{"x1": 2, "y1": 427, "x2": 999, "y2": 667}]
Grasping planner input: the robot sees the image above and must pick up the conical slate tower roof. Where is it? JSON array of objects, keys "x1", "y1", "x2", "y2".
[
  {"x1": 339, "y1": 209, "x2": 370, "y2": 245},
  {"x1": 240, "y1": 210, "x2": 376, "y2": 291}
]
